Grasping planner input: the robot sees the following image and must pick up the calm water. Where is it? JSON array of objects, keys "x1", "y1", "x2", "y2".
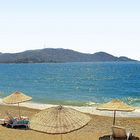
[{"x1": 0, "y1": 62, "x2": 140, "y2": 106}]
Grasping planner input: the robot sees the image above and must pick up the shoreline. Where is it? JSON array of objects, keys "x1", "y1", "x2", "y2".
[{"x1": 1, "y1": 99, "x2": 140, "y2": 118}]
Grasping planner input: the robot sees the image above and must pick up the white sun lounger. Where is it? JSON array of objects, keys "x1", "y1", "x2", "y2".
[{"x1": 110, "y1": 126, "x2": 132, "y2": 140}]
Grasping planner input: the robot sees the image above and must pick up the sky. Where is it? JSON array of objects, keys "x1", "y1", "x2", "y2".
[{"x1": 0, "y1": 0, "x2": 140, "y2": 60}]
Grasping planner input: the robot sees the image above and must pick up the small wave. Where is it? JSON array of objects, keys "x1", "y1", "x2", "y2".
[
  {"x1": 124, "y1": 97, "x2": 140, "y2": 107},
  {"x1": 85, "y1": 101, "x2": 97, "y2": 106}
]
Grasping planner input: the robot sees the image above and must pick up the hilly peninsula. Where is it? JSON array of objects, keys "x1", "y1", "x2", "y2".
[{"x1": 0, "y1": 48, "x2": 136, "y2": 63}]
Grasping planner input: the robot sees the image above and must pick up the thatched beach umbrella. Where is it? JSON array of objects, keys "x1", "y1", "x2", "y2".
[
  {"x1": 3, "y1": 91, "x2": 32, "y2": 117},
  {"x1": 30, "y1": 105, "x2": 91, "y2": 139},
  {"x1": 96, "y1": 99, "x2": 135, "y2": 125}
]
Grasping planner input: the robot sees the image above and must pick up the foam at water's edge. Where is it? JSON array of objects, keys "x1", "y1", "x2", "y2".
[{"x1": 0, "y1": 99, "x2": 140, "y2": 118}]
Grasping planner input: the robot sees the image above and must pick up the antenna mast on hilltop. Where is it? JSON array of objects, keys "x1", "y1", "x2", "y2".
[{"x1": 43, "y1": 41, "x2": 46, "y2": 49}]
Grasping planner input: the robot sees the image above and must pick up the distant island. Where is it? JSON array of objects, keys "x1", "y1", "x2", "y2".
[{"x1": 0, "y1": 48, "x2": 137, "y2": 63}]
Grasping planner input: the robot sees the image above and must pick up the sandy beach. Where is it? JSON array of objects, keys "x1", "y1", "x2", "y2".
[{"x1": 0, "y1": 104, "x2": 139, "y2": 140}]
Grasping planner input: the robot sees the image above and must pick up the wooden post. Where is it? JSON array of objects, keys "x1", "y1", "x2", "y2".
[
  {"x1": 113, "y1": 110, "x2": 116, "y2": 125},
  {"x1": 61, "y1": 134, "x2": 63, "y2": 140},
  {"x1": 18, "y1": 103, "x2": 21, "y2": 118}
]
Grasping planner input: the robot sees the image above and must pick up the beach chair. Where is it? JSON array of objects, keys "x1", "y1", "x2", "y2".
[
  {"x1": 110, "y1": 126, "x2": 132, "y2": 140},
  {"x1": 9, "y1": 119, "x2": 29, "y2": 128},
  {"x1": 99, "y1": 126, "x2": 139, "y2": 140},
  {"x1": 3, "y1": 112, "x2": 17, "y2": 125},
  {"x1": 4, "y1": 112, "x2": 29, "y2": 129}
]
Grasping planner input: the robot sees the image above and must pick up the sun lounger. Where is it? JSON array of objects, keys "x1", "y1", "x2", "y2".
[
  {"x1": 99, "y1": 125, "x2": 139, "y2": 140},
  {"x1": 9, "y1": 119, "x2": 29, "y2": 128},
  {"x1": 2, "y1": 112, "x2": 29, "y2": 129},
  {"x1": 99, "y1": 135, "x2": 139, "y2": 140},
  {"x1": 110, "y1": 126, "x2": 132, "y2": 140},
  {"x1": 0, "y1": 118, "x2": 9, "y2": 125}
]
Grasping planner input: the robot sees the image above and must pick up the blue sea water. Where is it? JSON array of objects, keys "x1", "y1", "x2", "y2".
[{"x1": 0, "y1": 62, "x2": 140, "y2": 107}]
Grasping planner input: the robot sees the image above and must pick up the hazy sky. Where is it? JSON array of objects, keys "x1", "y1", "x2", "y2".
[{"x1": 0, "y1": 0, "x2": 140, "y2": 60}]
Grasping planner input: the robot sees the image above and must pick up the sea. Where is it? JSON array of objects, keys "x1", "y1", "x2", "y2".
[{"x1": 0, "y1": 62, "x2": 140, "y2": 107}]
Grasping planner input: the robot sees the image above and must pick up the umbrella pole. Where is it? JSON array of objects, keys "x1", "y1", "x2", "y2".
[
  {"x1": 18, "y1": 103, "x2": 21, "y2": 118},
  {"x1": 113, "y1": 110, "x2": 116, "y2": 125},
  {"x1": 60, "y1": 134, "x2": 63, "y2": 140}
]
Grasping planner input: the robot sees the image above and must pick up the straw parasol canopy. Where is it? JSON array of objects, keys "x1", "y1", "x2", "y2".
[
  {"x1": 3, "y1": 91, "x2": 32, "y2": 104},
  {"x1": 3, "y1": 91, "x2": 32, "y2": 117},
  {"x1": 96, "y1": 99, "x2": 135, "y2": 125},
  {"x1": 30, "y1": 105, "x2": 91, "y2": 134}
]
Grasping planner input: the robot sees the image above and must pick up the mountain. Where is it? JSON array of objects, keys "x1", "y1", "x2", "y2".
[{"x1": 0, "y1": 48, "x2": 136, "y2": 63}]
